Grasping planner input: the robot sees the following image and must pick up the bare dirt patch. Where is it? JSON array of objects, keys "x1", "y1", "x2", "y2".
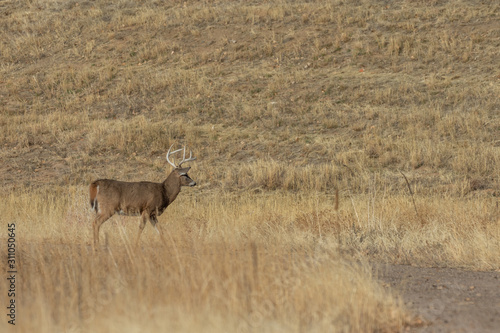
[{"x1": 375, "y1": 264, "x2": 500, "y2": 333}]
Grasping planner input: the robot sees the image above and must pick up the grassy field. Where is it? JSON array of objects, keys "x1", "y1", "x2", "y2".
[{"x1": 1, "y1": 0, "x2": 499, "y2": 332}]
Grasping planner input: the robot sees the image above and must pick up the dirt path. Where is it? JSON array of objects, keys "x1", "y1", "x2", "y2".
[{"x1": 374, "y1": 264, "x2": 500, "y2": 333}]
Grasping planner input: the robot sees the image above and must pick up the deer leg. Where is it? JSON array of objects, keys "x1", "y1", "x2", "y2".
[
  {"x1": 93, "y1": 212, "x2": 112, "y2": 249},
  {"x1": 135, "y1": 212, "x2": 148, "y2": 246},
  {"x1": 149, "y1": 214, "x2": 159, "y2": 234},
  {"x1": 150, "y1": 215, "x2": 167, "y2": 242}
]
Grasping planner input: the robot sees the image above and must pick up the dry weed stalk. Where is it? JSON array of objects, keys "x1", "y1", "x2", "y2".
[{"x1": 400, "y1": 171, "x2": 422, "y2": 224}]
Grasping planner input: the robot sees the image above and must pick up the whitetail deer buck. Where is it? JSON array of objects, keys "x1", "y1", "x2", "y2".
[{"x1": 89, "y1": 145, "x2": 196, "y2": 248}]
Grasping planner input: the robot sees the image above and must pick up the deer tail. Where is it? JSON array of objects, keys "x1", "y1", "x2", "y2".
[{"x1": 89, "y1": 182, "x2": 99, "y2": 212}]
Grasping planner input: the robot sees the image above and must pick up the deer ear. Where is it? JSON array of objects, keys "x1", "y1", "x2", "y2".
[{"x1": 178, "y1": 167, "x2": 191, "y2": 175}]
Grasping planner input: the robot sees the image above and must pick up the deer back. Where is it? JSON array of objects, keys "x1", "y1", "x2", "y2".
[{"x1": 91, "y1": 179, "x2": 167, "y2": 216}]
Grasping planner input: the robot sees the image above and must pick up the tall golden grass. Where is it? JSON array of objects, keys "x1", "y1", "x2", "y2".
[{"x1": 1, "y1": 188, "x2": 412, "y2": 332}]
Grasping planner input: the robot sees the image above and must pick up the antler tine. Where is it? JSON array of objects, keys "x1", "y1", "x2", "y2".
[
  {"x1": 178, "y1": 146, "x2": 197, "y2": 167},
  {"x1": 166, "y1": 144, "x2": 183, "y2": 168}
]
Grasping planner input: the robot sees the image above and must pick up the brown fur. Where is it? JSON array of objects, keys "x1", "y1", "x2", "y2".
[{"x1": 90, "y1": 167, "x2": 195, "y2": 248}]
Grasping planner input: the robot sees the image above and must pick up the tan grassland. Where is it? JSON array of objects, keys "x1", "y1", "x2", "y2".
[{"x1": 0, "y1": 0, "x2": 499, "y2": 332}]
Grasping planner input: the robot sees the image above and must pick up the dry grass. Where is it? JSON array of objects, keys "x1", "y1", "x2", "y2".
[
  {"x1": 0, "y1": 186, "x2": 497, "y2": 331},
  {"x1": 1, "y1": 188, "x2": 412, "y2": 332},
  {"x1": 1, "y1": 0, "x2": 499, "y2": 331}
]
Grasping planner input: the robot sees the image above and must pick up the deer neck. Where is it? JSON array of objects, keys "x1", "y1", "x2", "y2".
[{"x1": 163, "y1": 172, "x2": 181, "y2": 204}]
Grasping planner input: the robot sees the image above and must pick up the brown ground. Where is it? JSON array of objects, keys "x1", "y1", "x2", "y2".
[{"x1": 375, "y1": 264, "x2": 500, "y2": 333}]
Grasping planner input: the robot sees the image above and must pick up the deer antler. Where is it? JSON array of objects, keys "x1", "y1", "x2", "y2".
[
  {"x1": 178, "y1": 147, "x2": 197, "y2": 167},
  {"x1": 166, "y1": 144, "x2": 196, "y2": 168},
  {"x1": 166, "y1": 144, "x2": 183, "y2": 168}
]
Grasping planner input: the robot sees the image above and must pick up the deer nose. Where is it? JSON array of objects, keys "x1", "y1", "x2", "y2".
[{"x1": 190, "y1": 180, "x2": 196, "y2": 186}]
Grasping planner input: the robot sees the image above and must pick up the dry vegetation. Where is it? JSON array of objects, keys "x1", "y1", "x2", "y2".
[{"x1": 1, "y1": 0, "x2": 499, "y2": 332}]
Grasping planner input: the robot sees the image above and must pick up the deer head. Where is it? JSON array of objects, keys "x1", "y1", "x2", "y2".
[{"x1": 166, "y1": 144, "x2": 197, "y2": 187}]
